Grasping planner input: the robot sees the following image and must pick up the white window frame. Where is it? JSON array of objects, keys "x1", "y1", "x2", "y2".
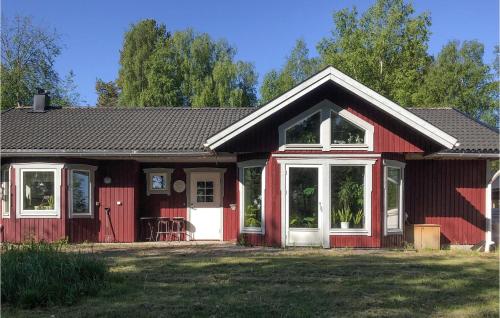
[
  {"x1": 238, "y1": 160, "x2": 266, "y2": 234},
  {"x1": 67, "y1": 164, "x2": 97, "y2": 219},
  {"x1": 328, "y1": 160, "x2": 374, "y2": 236},
  {"x1": 14, "y1": 163, "x2": 64, "y2": 219},
  {"x1": 143, "y1": 168, "x2": 174, "y2": 196},
  {"x1": 1, "y1": 165, "x2": 11, "y2": 218},
  {"x1": 383, "y1": 159, "x2": 405, "y2": 235},
  {"x1": 278, "y1": 99, "x2": 374, "y2": 151}
]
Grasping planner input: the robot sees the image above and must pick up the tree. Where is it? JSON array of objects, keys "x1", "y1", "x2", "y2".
[
  {"x1": 316, "y1": 0, "x2": 431, "y2": 106},
  {"x1": 116, "y1": 21, "x2": 257, "y2": 107},
  {"x1": 260, "y1": 39, "x2": 321, "y2": 103},
  {"x1": 95, "y1": 79, "x2": 120, "y2": 107},
  {"x1": 414, "y1": 41, "x2": 498, "y2": 126},
  {"x1": 1, "y1": 16, "x2": 81, "y2": 109},
  {"x1": 116, "y1": 19, "x2": 169, "y2": 106}
]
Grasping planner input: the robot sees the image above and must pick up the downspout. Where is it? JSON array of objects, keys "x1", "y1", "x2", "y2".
[{"x1": 485, "y1": 164, "x2": 499, "y2": 252}]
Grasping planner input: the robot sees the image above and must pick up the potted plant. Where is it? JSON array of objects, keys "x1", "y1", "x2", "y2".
[
  {"x1": 336, "y1": 208, "x2": 352, "y2": 229},
  {"x1": 353, "y1": 209, "x2": 363, "y2": 228}
]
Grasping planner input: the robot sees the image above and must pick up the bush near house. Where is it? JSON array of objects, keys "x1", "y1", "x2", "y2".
[{"x1": 1, "y1": 240, "x2": 107, "y2": 308}]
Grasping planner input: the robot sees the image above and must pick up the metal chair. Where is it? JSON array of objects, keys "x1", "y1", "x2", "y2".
[
  {"x1": 171, "y1": 217, "x2": 185, "y2": 241},
  {"x1": 156, "y1": 218, "x2": 172, "y2": 241}
]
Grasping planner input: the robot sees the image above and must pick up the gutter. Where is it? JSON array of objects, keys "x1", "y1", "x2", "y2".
[{"x1": 424, "y1": 152, "x2": 500, "y2": 159}]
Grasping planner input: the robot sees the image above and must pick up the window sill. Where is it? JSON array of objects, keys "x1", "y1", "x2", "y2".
[
  {"x1": 330, "y1": 229, "x2": 371, "y2": 236},
  {"x1": 241, "y1": 228, "x2": 264, "y2": 235},
  {"x1": 385, "y1": 230, "x2": 403, "y2": 236},
  {"x1": 69, "y1": 214, "x2": 94, "y2": 219},
  {"x1": 17, "y1": 212, "x2": 60, "y2": 219},
  {"x1": 330, "y1": 144, "x2": 369, "y2": 151},
  {"x1": 283, "y1": 144, "x2": 323, "y2": 151}
]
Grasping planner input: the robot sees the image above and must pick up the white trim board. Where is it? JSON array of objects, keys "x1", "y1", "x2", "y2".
[{"x1": 205, "y1": 66, "x2": 458, "y2": 150}]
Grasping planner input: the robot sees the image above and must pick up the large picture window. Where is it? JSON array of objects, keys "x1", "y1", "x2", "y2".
[
  {"x1": 239, "y1": 161, "x2": 266, "y2": 234},
  {"x1": 68, "y1": 165, "x2": 96, "y2": 218},
  {"x1": 330, "y1": 166, "x2": 365, "y2": 230},
  {"x1": 15, "y1": 164, "x2": 63, "y2": 218},
  {"x1": 384, "y1": 160, "x2": 405, "y2": 235},
  {"x1": 2, "y1": 166, "x2": 10, "y2": 218},
  {"x1": 278, "y1": 100, "x2": 374, "y2": 151}
]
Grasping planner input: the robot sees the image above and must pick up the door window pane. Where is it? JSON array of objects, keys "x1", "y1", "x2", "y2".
[
  {"x1": 72, "y1": 170, "x2": 90, "y2": 214},
  {"x1": 286, "y1": 112, "x2": 321, "y2": 144},
  {"x1": 289, "y1": 168, "x2": 318, "y2": 228},
  {"x1": 331, "y1": 113, "x2": 364, "y2": 144},
  {"x1": 331, "y1": 166, "x2": 364, "y2": 229},
  {"x1": 197, "y1": 181, "x2": 214, "y2": 203},
  {"x1": 23, "y1": 171, "x2": 55, "y2": 210},
  {"x1": 243, "y1": 167, "x2": 263, "y2": 228}
]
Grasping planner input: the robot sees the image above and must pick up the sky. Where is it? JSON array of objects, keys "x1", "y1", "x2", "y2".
[{"x1": 2, "y1": 0, "x2": 499, "y2": 105}]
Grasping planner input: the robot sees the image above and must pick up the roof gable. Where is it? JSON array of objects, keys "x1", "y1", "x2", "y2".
[{"x1": 205, "y1": 66, "x2": 459, "y2": 150}]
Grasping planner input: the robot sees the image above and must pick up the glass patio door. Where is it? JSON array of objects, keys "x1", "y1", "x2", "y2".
[{"x1": 286, "y1": 166, "x2": 322, "y2": 246}]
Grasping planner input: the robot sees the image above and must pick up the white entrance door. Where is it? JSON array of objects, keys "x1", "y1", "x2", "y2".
[
  {"x1": 285, "y1": 165, "x2": 323, "y2": 246},
  {"x1": 189, "y1": 172, "x2": 222, "y2": 240}
]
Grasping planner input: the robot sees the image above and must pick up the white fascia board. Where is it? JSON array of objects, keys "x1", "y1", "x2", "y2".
[{"x1": 205, "y1": 66, "x2": 458, "y2": 150}]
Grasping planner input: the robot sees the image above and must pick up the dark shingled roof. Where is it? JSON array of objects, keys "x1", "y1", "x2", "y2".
[
  {"x1": 1, "y1": 106, "x2": 498, "y2": 154},
  {"x1": 408, "y1": 108, "x2": 499, "y2": 153},
  {"x1": 1, "y1": 107, "x2": 255, "y2": 153}
]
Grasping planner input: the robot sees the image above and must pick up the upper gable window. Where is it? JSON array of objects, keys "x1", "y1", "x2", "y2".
[
  {"x1": 331, "y1": 112, "x2": 365, "y2": 144},
  {"x1": 279, "y1": 99, "x2": 374, "y2": 151},
  {"x1": 285, "y1": 112, "x2": 321, "y2": 145}
]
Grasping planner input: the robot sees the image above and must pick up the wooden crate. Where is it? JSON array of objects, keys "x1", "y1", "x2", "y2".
[{"x1": 405, "y1": 224, "x2": 440, "y2": 250}]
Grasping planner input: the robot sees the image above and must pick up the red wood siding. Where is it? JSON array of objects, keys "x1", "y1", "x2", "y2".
[
  {"x1": 1, "y1": 168, "x2": 66, "y2": 242},
  {"x1": 405, "y1": 160, "x2": 486, "y2": 245},
  {"x1": 139, "y1": 163, "x2": 238, "y2": 241},
  {"x1": 1, "y1": 160, "x2": 139, "y2": 243}
]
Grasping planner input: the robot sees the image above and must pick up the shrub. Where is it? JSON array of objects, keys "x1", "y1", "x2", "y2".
[{"x1": 1, "y1": 240, "x2": 107, "y2": 308}]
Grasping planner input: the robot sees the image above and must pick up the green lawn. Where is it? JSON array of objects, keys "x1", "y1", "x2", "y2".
[{"x1": 3, "y1": 243, "x2": 499, "y2": 317}]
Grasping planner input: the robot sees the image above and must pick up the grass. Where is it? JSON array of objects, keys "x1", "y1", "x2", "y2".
[
  {"x1": 2, "y1": 243, "x2": 498, "y2": 317},
  {"x1": 1, "y1": 240, "x2": 107, "y2": 309}
]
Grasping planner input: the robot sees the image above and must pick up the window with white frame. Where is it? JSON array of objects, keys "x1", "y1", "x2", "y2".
[
  {"x1": 143, "y1": 168, "x2": 173, "y2": 196},
  {"x1": 285, "y1": 112, "x2": 321, "y2": 145},
  {"x1": 329, "y1": 163, "x2": 373, "y2": 234},
  {"x1": 238, "y1": 161, "x2": 266, "y2": 233},
  {"x1": 1, "y1": 166, "x2": 10, "y2": 218},
  {"x1": 68, "y1": 165, "x2": 96, "y2": 218},
  {"x1": 14, "y1": 164, "x2": 63, "y2": 218},
  {"x1": 384, "y1": 160, "x2": 405, "y2": 235},
  {"x1": 279, "y1": 99, "x2": 374, "y2": 151}
]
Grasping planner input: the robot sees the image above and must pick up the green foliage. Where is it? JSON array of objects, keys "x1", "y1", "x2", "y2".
[
  {"x1": 244, "y1": 204, "x2": 261, "y2": 227},
  {"x1": 1, "y1": 16, "x2": 82, "y2": 109},
  {"x1": 317, "y1": 0, "x2": 431, "y2": 107},
  {"x1": 336, "y1": 208, "x2": 352, "y2": 223},
  {"x1": 117, "y1": 19, "x2": 168, "y2": 107},
  {"x1": 1, "y1": 240, "x2": 107, "y2": 308},
  {"x1": 414, "y1": 40, "x2": 498, "y2": 126},
  {"x1": 260, "y1": 39, "x2": 321, "y2": 103},
  {"x1": 117, "y1": 21, "x2": 257, "y2": 107},
  {"x1": 262, "y1": 0, "x2": 498, "y2": 126},
  {"x1": 353, "y1": 210, "x2": 364, "y2": 226},
  {"x1": 96, "y1": 79, "x2": 120, "y2": 107}
]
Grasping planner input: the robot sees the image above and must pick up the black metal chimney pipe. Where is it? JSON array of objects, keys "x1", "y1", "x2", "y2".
[{"x1": 32, "y1": 89, "x2": 50, "y2": 112}]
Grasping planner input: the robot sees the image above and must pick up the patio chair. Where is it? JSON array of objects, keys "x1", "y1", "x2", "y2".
[{"x1": 156, "y1": 218, "x2": 172, "y2": 241}]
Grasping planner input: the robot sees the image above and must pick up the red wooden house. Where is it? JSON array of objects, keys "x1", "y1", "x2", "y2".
[{"x1": 1, "y1": 67, "x2": 498, "y2": 249}]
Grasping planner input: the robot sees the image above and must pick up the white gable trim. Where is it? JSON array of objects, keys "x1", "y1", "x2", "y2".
[{"x1": 204, "y1": 66, "x2": 458, "y2": 150}]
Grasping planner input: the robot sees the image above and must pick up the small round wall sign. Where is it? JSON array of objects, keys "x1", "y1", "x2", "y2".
[{"x1": 173, "y1": 180, "x2": 186, "y2": 193}]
